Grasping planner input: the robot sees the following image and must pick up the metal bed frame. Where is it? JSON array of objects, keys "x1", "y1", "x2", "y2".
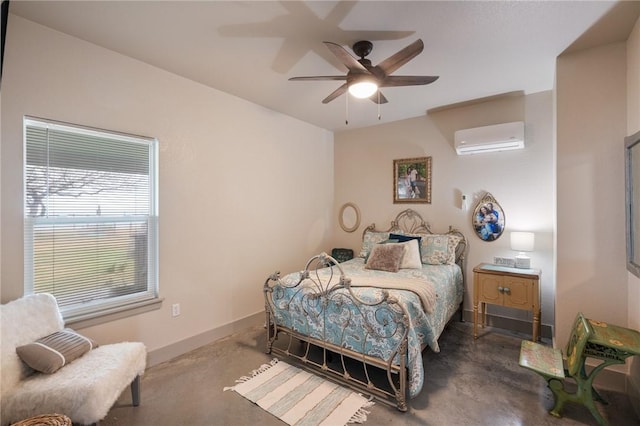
[{"x1": 263, "y1": 209, "x2": 466, "y2": 411}]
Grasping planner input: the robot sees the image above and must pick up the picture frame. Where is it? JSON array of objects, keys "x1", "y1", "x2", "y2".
[
  {"x1": 472, "y1": 192, "x2": 505, "y2": 241},
  {"x1": 393, "y1": 157, "x2": 432, "y2": 203}
]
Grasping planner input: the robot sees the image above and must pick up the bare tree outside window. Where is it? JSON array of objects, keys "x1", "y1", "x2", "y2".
[{"x1": 26, "y1": 166, "x2": 147, "y2": 217}]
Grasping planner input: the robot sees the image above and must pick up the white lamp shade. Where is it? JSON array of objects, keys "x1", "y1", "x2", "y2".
[
  {"x1": 510, "y1": 231, "x2": 535, "y2": 252},
  {"x1": 348, "y1": 81, "x2": 378, "y2": 98}
]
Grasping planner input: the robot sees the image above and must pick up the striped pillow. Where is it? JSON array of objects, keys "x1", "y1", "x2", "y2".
[{"x1": 16, "y1": 328, "x2": 98, "y2": 374}]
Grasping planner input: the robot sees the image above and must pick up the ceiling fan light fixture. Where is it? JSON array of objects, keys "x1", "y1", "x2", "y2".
[
  {"x1": 290, "y1": 39, "x2": 435, "y2": 106},
  {"x1": 348, "y1": 81, "x2": 378, "y2": 99}
]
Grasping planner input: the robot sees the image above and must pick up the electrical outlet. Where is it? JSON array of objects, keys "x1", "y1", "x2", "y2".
[{"x1": 172, "y1": 303, "x2": 181, "y2": 317}]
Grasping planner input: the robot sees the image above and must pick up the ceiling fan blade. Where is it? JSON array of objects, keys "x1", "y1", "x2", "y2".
[
  {"x1": 289, "y1": 76, "x2": 348, "y2": 81},
  {"x1": 375, "y1": 39, "x2": 424, "y2": 76},
  {"x1": 322, "y1": 83, "x2": 348, "y2": 104},
  {"x1": 369, "y1": 91, "x2": 389, "y2": 104},
  {"x1": 380, "y1": 75, "x2": 439, "y2": 87},
  {"x1": 323, "y1": 41, "x2": 369, "y2": 74}
]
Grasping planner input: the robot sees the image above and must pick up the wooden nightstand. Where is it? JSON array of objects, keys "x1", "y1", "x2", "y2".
[{"x1": 473, "y1": 263, "x2": 541, "y2": 341}]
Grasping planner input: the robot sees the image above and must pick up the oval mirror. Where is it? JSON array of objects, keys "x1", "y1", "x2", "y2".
[{"x1": 339, "y1": 203, "x2": 361, "y2": 233}]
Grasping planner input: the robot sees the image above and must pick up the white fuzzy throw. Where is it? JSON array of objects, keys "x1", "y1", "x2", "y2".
[{"x1": 1, "y1": 294, "x2": 146, "y2": 425}]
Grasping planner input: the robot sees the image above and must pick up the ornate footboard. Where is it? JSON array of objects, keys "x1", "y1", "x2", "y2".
[{"x1": 264, "y1": 252, "x2": 411, "y2": 411}]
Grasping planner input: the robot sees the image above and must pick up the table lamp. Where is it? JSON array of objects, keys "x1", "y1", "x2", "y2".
[{"x1": 510, "y1": 231, "x2": 535, "y2": 268}]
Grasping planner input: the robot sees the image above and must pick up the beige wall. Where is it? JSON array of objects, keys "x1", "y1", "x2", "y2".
[
  {"x1": 0, "y1": 16, "x2": 334, "y2": 360},
  {"x1": 3, "y1": 11, "x2": 640, "y2": 406},
  {"x1": 333, "y1": 91, "x2": 555, "y2": 329},
  {"x1": 556, "y1": 41, "x2": 629, "y2": 379},
  {"x1": 626, "y1": 15, "x2": 640, "y2": 417}
]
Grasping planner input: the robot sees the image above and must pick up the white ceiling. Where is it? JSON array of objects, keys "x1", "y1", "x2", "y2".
[{"x1": 7, "y1": 1, "x2": 633, "y2": 131}]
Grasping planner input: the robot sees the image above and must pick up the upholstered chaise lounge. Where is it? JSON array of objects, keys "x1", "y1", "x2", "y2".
[{"x1": 1, "y1": 293, "x2": 147, "y2": 425}]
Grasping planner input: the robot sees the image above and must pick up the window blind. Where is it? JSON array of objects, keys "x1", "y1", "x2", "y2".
[{"x1": 24, "y1": 117, "x2": 159, "y2": 319}]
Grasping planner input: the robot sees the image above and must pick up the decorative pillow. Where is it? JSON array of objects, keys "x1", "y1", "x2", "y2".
[
  {"x1": 358, "y1": 230, "x2": 390, "y2": 258},
  {"x1": 16, "y1": 328, "x2": 98, "y2": 374},
  {"x1": 442, "y1": 234, "x2": 462, "y2": 264},
  {"x1": 389, "y1": 233, "x2": 422, "y2": 245},
  {"x1": 365, "y1": 243, "x2": 405, "y2": 272},
  {"x1": 389, "y1": 233, "x2": 422, "y2": 257},
  {"x1": 421, "y1": 234, "x2": 462, "y2": 265},
  {"x1": 363, "y1": 239, "x2": 399, "y2": 262},
  {"x1": 399, "y1": 239, "x2": 422, "y2": 269}
]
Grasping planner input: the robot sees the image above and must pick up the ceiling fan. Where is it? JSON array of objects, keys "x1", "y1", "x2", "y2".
[{"x1": 289, "y1": 39, "x2": 439, "y2": 104}]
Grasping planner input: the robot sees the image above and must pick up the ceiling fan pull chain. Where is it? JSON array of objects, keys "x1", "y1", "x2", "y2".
[
  {"x1": 378, "y1": 91, "x2": 381, "y2": 120},
  {"x1": 345, "y1": 92, "x2": 349, "y2": 125}
]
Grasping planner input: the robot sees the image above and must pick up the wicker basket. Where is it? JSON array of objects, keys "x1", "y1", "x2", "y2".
[{"x1": 10, "y1": 414, "x2": 72, "y2": 426}]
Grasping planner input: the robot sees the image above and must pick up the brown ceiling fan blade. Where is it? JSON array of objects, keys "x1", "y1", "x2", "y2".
[
  {"x1": 323, "y1": 41, "x2": 369, "y2": 73},
  {"x1": 289, "y1": 76, "x2": 348, "y2": 81},
  {"x1": 369, "y1": 91, "x2": 388, "y2": 104},
  {"x1": 380, "y1": 75, "x2": 439, "y2": 87},
  {"x1": 375, "y1": 39, "x2": 424, "y2": 76},
  {"x1": 322, "y1": 83, "x2": 348, "y2": 104}
]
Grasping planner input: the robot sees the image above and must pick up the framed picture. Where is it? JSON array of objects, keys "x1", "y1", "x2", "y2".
[
  {"x1": 393, "y1": 157, "x2": 432, "y2": 203},
  {"x1": 472, "y1": 192, "x2": 505, "y2": 241}
]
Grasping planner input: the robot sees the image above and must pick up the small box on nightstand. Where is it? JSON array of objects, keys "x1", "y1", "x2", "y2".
[
  {"x1": 493, "y1": 256, "x2": 515, "y2": 267},
  {"x1": 514, "y1": 256, "x2": 531, "y2": 269}
]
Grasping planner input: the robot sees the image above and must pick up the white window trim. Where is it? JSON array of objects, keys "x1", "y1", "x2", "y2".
[{"x1": 23, "y1": 116, "x2": 160, "y2": 322}]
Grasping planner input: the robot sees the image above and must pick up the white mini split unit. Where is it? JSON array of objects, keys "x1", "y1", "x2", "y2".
[{"x1": 454, "y1": 121, "x2": 525, "y2": 155}]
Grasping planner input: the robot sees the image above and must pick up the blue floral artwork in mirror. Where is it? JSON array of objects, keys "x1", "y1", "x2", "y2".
[{"x1": 472, "y1": 192, "x2": 505, "y2": 242}]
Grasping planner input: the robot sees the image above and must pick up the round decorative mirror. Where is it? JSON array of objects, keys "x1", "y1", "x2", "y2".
[{"x1": 339, "y1": 202, "x2": 361, "y2": 233}]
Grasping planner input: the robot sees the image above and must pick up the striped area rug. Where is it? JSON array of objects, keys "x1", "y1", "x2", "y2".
[{"x1": 224, "y1": 359, "x2": 373, "y2": 426}]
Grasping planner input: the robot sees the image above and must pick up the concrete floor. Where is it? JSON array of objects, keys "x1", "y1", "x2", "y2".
[{"x1": 102, "y1": 321, "x2": 639, "y2": 426}]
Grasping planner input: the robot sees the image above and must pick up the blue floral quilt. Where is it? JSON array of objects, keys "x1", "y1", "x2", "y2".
[{"x1": 268, "y1": 257, "x2": 463, "y2": 398}]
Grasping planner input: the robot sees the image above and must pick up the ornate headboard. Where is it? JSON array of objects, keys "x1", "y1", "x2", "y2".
[{"x1": 362, "y1": 209, "x2": 467, "y2": 267}]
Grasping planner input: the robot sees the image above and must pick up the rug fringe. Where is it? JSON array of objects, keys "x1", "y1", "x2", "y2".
[
  {"x1": 248, "y1": 358, "x2": 279, "y2": 377},
  {"x1": 223, "y1": 358, "x2": 279, "y2": 392},
  {"x1": 347, "y1": 393, "x2": 375, "y2": 424},
  {"x1": 347, "y1": 400, "x2": 374, "y2": 424}
]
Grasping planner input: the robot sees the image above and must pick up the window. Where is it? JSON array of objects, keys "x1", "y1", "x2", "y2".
[{"x1": 24, "y1": 117, "x2": 159, "y2": 321}]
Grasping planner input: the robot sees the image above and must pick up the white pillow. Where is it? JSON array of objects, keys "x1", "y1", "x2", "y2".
[{"x1": 400, "y1": 239, "x2": 422, "y2": 269}]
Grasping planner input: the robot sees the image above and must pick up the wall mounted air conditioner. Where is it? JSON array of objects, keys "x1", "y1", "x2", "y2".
[{"x1": 454, "y1": 121, "x2": 525, "y2": 155}]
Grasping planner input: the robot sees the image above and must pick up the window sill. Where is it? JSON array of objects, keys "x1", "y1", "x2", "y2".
[{"x1": 64, "y1": 297, "x2": 164, "y2": 329}]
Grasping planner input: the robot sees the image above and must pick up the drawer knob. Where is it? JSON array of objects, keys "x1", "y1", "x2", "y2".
[{"x1": 498, "y1": 286, "x2": 504, "y2": 293}]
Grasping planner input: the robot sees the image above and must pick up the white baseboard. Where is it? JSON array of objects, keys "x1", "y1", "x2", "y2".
[
  {"x1": 589, "y1": 365, "x2": 627, "y2": 392},
  {"x1": 628, "y1": 360, "x2": 640, "y2": 419},
  {"x1": 461, "y1": 309, "x2": 553, "y2": 340},
  {"x1": 146, "y1": 311, "x2": 264, "y2": 367}
]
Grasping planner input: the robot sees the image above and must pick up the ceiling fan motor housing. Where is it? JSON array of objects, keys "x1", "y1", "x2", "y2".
[{"x1": 352, "y1": 40, "x2": 373, "y2": 59}]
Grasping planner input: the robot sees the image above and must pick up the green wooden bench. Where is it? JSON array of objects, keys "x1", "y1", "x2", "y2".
[{"x1": 519, "y1": 312, "x2": 610, "y2": 426}]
